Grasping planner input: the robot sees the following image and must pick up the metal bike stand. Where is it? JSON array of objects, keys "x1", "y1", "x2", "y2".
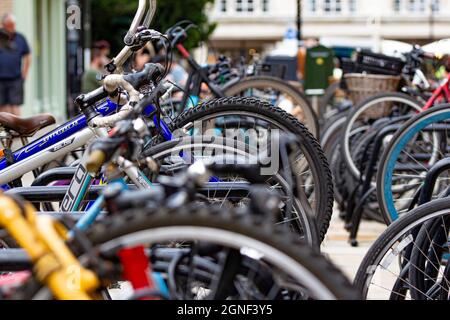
[
  {"x1": 418, "y1": 155, "x2": 450, "y2": 206},
  {"x1": 6, "y1": 183, "x2": 255, "y2": 204},
  {"x1": 346, "y1": 123, "x2": 402, "y2": 246},
  {"x1": 31, "y1": 167, "x2": 78, "y2": 186},
  {"x1": 343, "y1": 117, "x2": 396, "y2": 228}
]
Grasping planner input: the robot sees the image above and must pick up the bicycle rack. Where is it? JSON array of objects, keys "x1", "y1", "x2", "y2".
[
  {"x1": 347, "y1": 121, "x2": 450, "y2": 246},
  {"x1": 0, "y1": 249, "x2": 32, "y2": 272},
  {"x1": 31, "y1": 167, "x2": 77, "y2": 187},
  {"x1": 418, "y1": 157, "x2": 450, "y2": 206},
  {"x1": 6, "y1": 183, "x2": 254, "y2": 204},
  {"x1": 346, "y1": 123, "x2": 402, "y2": 247}
]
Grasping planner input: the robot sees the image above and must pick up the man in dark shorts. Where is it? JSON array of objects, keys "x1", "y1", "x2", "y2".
[{"x1": 0, "y1": 13, "x2": 31, "y2": 116}]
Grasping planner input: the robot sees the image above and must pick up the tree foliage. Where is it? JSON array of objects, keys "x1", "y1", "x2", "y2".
[{"x1": 91, "y1": 0, "x2": 216, "y2": 53}]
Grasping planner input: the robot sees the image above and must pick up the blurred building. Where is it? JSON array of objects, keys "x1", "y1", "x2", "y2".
[
  {"x1": 0, "y1": 0, "x2": 83, "y2": 121},
  {"x1": 210, "y1": 0, "x2": 450, "y2": 57},
  {"x1": 0, "y1": 0, "x2": 73, "y2": 120}
]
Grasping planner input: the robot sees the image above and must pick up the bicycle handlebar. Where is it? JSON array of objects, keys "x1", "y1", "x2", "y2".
[
  {"x1": 108, "y1": 0, "x2": 157, "y2": 73},
  {"x1": 123, "y1": 63, "x2": 164, "y2": 89},
  {"x1": 75, "y1": 63, "x2": 163, "y2": 127},
  {"x1": 124, "y1": 0, "x2": 156, "y2": 45}
]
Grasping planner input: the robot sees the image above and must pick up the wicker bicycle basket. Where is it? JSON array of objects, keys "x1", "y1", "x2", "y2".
[{"x1": 344, "y1": 73, "x2": 401, "y2": 118}]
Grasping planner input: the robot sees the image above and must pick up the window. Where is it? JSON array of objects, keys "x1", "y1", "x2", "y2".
[
  {"x1": 323, "y1": 0, "x2": 342, "y2": 13},
  {"x1": 431, "y1": 0, "x2": 440, "y2": 12},
  {"x1": 262, "y1": 0, "x2": 269, "y2": 12},
  {"x1": 236, "y1": 0, "x2": 243, "y2": 12},
  {"x1": 349, "y1": 0, "x2": 356, "y2": 12},
  {"x1": 235, "y1": 0, "x2": 254, "y2": 12},
  {"x1": 308, "y1": 0, "x2": 317, "y2": 12},
  {"x1": 407, "y1": 0, "x2": 426, "y2": 12},
  {"x1": 395, "y1": 0, "x2": 437, "y2": 12},
  {"x1": 248, "y1": 0, "x2": 254, "y2": 12},
  {"x1": 220, "y1": 0, "x2": 227, "y2": 12}
]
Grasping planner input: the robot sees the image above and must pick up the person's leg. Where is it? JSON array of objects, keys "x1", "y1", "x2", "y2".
[
  {"x1": 0, "y1": 80, "x2": 9, "y2": 112},
  {"x1": 7, "y1": 78, "x2": 24, "y2": 116}
]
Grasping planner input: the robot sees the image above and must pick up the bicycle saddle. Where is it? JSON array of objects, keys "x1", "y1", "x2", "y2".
[{"x1": 0, "y1": 113, "x2": 56, "y2": 136}]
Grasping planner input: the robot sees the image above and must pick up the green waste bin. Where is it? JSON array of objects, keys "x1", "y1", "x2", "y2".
[{"x1": 304, "y1": 45, "x2": 335, "y2": 91}]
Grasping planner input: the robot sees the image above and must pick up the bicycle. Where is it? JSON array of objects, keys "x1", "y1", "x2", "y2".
[
  {"x1": 0, "y1": 157, "x2": 356, "y2": 300},
  {"x1": 377, "y1": 103, "x2": 450, "y2": 223},
  {"x1": 154, "y1": 22, "x2": 319, "y2": 137},
  {"x1": 355, "y1": 196, "x2": 450, "y2": 300}
]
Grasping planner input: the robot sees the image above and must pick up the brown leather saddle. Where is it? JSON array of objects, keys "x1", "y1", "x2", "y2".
[{"x1": 0, "y1": 112, "x2": 56, "y2": 137}]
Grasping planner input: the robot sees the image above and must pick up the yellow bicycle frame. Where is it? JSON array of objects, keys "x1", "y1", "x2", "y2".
[{"x1": 0, "y1": 194, "x2": 100, "y2": 300}]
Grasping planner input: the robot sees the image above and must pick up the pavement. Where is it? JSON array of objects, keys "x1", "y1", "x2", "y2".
[{"x1": 321, "y1": 205, "x2": 386, "y2": 281}]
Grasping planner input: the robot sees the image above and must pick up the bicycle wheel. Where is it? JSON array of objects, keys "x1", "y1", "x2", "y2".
[
  {"x1": 320, "y1": 111, "x2": 347, "y2": 148},
  {"x1": 354, "y1": 197, "x2": 450, "y2": 300},
  {"x1": 142, "y1": 136, "x2": 321, "y2": 247},
  {"x1": 223, "y1": 76, "x2": 319, "y2": 137},
  {"x1": 162, "y1": 97, "x2": 334, "y2": 241},
  {"x1": 12, "y1": 205, "x2": 358, "y2": 300},
  {"x1": 341, "y1": 92, "x2": 422, "y2": 180},
  {"x1": 319, "y1": 81, "x2": 351, "y2": 126},
  {"x1": 321, "y1": 113, "x2": 351, "y2": 212},
  {"x1": 377, "y1": 104, "x2": 450, "y2": 223},
  {"x1": 92, "y1": 205, "x2": 357, "y2": 300}
]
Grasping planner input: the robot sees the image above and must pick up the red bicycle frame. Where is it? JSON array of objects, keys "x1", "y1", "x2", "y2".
[{"x1": 422, "y1": 73, "x2": 450, "y2": 110}]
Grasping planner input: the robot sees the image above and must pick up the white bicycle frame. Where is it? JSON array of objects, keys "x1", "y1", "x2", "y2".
[{"x1": 0, "y1": 128, "x2": 103, "y2": 186}]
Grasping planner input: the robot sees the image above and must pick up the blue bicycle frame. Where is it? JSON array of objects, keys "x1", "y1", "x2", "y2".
[
  {"x1": 0, "y1": 101, "x2": 118, "y2": 171},
  {"x1": 0, "y1": 100, "x2": 173, "y2": 187}
]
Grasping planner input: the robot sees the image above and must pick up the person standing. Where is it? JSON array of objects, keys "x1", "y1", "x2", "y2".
[
  {"x1": 81, "y1": 41, "x2": 110, "y2": 93},
  {"x1": 0, "y1": 13, "x2": 31, "y2": 116}
]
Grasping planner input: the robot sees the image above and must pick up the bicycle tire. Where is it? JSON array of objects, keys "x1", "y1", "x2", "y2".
[
  {"x1": 165, "y1": 97, "x2": 334, "y2": 241},
  {"x1": 341, "y1": 92, "x2": 422, "y2": 180},
  {"x1": 223, "y1": 76, "x2": 319, "y2": 137},
  {"x1": 354, "y1": 197, "x2": 450, "y2": 299},
  {"x1": 87, "y1": 204, "x2": 358, "y2": 300},
  {"x1": 142, "y1": 136, "x2": 321, "y2": 247},
  {"x1": 13, "y1": 205, "x2": 358, "y2": 300},
  {"x1": 377, "y1": 104, "x2": 450, "y2": 223}
]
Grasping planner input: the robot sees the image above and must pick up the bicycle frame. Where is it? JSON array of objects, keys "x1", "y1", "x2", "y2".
[
  {"x1": 0, "y1": 101, "x2": 172, "y2": 187},
  {"x1": 422, "y1": 74, "x2": 450, "y2": 110},
  {"x1": 175, "y1": 44, "x2": 226, "y2": 109},
  {"x1": 0, "y1": 100, "x2": 117, "y2": 172}
]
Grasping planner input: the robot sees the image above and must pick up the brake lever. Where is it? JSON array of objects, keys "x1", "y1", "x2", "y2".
[{"x1": 130, "y1": 28, "x2": 164, "y2": 51}]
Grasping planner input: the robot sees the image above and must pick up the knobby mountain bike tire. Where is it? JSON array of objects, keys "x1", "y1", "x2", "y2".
[
  {"x1": 163, "y1": 97, "x2": 334, "y2": 241},
  {"x1": 223, "y1": 76, "x2": 319, "y2": 138}
]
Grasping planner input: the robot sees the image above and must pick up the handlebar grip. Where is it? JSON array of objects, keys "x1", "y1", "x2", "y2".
[
  {"x1": 86, "y1": 150, "x2": 107, "y2": 174},
  {"x1": 123, "y1": 63, "x2": 164, "y2": 90}
]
